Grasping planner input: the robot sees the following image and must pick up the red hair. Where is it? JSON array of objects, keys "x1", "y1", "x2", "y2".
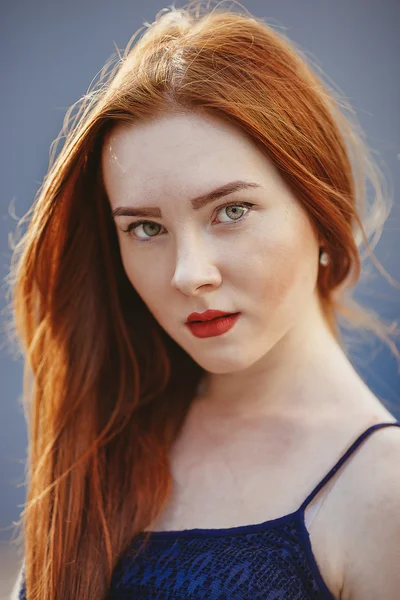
[{"x1": 7, "y1": 1, "x2": 399, "y2": 598}]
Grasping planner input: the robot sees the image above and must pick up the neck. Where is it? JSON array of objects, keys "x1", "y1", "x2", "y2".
[{"x1": 192, "y1": 294, "x2": 372, "y2": 422}]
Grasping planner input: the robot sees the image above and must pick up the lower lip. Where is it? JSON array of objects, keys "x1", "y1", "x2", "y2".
[{"x1": 185, "y1": 313, "x2": 241, "y2": 338}]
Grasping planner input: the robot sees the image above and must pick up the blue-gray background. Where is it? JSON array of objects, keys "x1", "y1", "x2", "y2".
[{"x1": 1, "y1": 0, "x2": 399, "y2": 594}]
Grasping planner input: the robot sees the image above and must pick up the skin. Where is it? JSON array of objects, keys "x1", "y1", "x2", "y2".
[
  {"x1": 101, "y1": 109, "x2": 397, "y2": 599},
  {"x1": 101, "y1": 109, "x2": 384, "y2": 426}
]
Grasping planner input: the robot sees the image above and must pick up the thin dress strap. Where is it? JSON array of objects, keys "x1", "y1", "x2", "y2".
[{"x1": 300, "y1": 420, "x2": 400, "y2": 513}]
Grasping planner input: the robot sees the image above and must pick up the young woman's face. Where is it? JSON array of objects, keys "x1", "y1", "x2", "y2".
[{"x1": 101, "y1": 110, "x2": 321, "y2": 374}]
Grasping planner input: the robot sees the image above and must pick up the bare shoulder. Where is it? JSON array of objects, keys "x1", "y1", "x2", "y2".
[{"x1": 333, "y1": 420, "x2": 400, "y2": 600}]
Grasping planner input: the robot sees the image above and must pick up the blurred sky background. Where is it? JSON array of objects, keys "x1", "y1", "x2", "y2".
[{"x1": 1, "y1": 0, "x2": 399, "y2": 596}]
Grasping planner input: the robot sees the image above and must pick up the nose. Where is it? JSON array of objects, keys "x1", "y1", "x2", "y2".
[{"x1": 171, "y1": 238, "x2": 222, "y2": 296}]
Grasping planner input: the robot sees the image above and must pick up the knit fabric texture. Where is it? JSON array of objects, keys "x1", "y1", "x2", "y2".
[{"x1": 108, "y1": 508, "x2": 334, "y2": 599}]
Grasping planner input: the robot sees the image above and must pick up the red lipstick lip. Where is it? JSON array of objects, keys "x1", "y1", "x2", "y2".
[{"x1": 186, "y1": 310, "x2": 238, "y2": 323}]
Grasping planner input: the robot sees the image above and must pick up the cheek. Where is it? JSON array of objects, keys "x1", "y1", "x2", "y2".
[
  {"x1": 121, "y1": 249, "x2": 162, "y2": 309},
  {"x1": 231, "y1": 213, "x2": 318, "y2": 312},
  {"x1": 232, "y1": 240, "x2": 297, "y2": 305}
]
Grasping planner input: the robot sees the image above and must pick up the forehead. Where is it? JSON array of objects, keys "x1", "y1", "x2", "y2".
[{"x1": 101, "y1": 111, "x2": 281, "y2": 204}]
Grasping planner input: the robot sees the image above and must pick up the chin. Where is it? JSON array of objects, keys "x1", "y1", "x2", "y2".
[{"x1": 191, "y1": 350, "x2": 256, "y2": 374}]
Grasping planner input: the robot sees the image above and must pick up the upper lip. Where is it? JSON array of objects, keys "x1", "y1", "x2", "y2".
[{"x1": 186, "y1": 310, "x2": 237, "y2": 323}]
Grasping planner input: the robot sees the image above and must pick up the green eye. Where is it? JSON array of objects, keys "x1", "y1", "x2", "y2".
[{"x1": 122, "y1": 201, "x2": 255, "y2": 242}]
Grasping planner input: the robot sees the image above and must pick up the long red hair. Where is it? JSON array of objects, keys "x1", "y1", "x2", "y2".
[{"x1": 7, "y1": 1, "x2": 399, "y2": 598}]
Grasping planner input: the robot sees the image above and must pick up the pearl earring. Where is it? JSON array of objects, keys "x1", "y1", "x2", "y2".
[{"x1": 319, "y1": 248, "x2": 330, "y2": 266}]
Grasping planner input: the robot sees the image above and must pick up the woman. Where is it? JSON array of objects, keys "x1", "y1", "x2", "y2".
[{"x1": 9, "y1": 1, "x2": 400, "y2": 599}]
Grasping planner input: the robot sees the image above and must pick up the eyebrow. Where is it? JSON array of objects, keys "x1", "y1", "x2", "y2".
[{"x1": 111, "y1": 180, "x2": 262, "y2": 218}]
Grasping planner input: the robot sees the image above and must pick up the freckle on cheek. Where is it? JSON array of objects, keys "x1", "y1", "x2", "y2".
[{"x1": 260, "y1": 253, "x2": 298, "y2": 304}]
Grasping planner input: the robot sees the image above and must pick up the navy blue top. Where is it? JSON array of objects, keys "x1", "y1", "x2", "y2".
[{"x1": 18, "y1": 420, "x2": 400, "y2": 599}]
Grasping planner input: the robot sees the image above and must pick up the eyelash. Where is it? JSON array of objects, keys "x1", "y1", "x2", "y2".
[{"x1": 121, "y1": 201, "x2": 256, "y2": 242}]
